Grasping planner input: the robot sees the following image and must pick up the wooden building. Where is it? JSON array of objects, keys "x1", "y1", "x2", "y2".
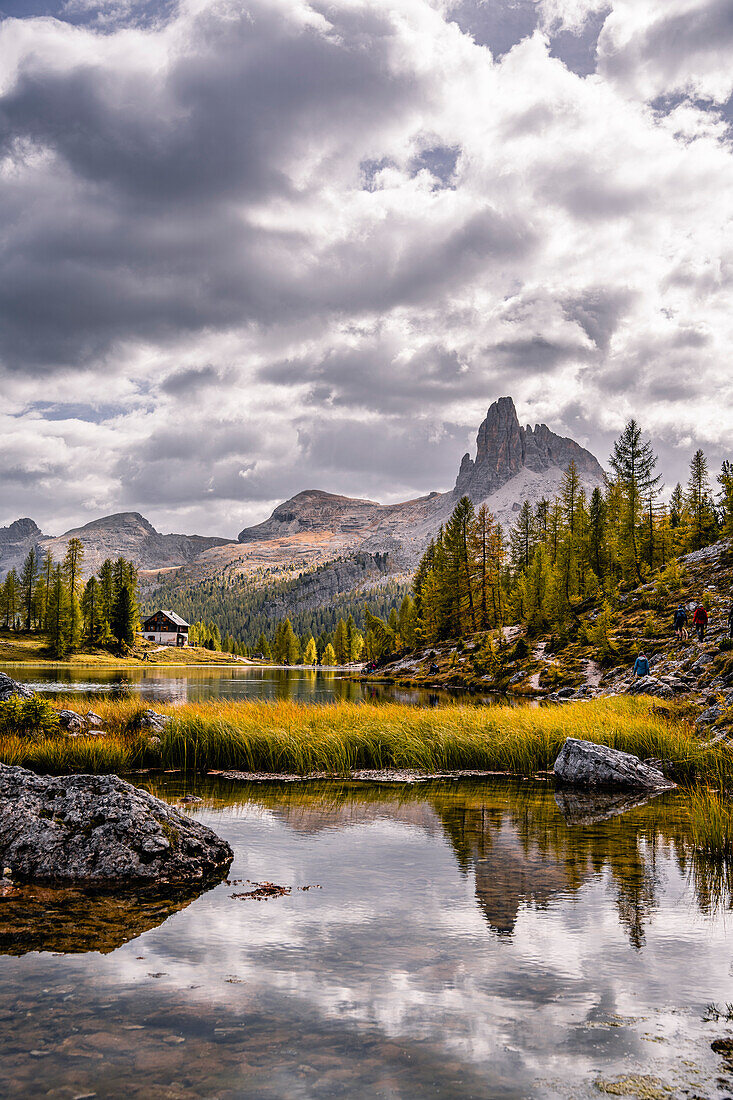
[{"x1": 141, "y1": 610, "x2": 190, "y2": 647}]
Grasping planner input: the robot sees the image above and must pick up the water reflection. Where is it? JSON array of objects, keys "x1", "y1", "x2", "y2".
[
  {"x1": 0, "y1": 777, "x2": 732, "y2": 1099},
  {"x1": 0, "y1": 663, "x2": 510, "y2": 707}
]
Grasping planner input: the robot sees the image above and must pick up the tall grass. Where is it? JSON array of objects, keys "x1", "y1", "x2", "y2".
[{"x1": 0, "y1": 695, "x2": 725, "y2": 782}]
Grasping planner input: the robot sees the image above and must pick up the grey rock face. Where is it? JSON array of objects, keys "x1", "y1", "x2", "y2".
[
  {"x1": 0, "y1": 673, "x2": 34, "y2": 702},
  {"x1": 0, "y1": 765, "x2": 233, "y2": 884},
  {"x1": 454, "y1": 397, "x2": 605, "y2": 499},
  {"x1": 553, "y1": 738, "x2": 676, "y2": 790}
]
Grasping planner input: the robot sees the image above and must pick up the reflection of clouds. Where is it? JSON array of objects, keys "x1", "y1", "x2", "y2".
[{"x1": 69, "y1": 797, "x2": 725, "y2": 1095}]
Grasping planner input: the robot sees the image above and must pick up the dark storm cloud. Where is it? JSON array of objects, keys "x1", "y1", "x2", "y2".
[
  {"x1": 0, "y1": 0, "x2": 426, "y2": 369},
  {"x1": 261, "y1": 343, "x2": 496, "y2": 415},
  {"x1": 563, "y1": 288, "x2": 635, "y2": 352},
  {"x1": 490, "y1": 335, "x2": 592, "y2": 369},
  {"x1": 160, "y1": 366, "x2": 221, "y2": 396}
]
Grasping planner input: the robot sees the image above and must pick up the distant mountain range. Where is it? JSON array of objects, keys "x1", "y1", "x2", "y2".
[
  {"x1": 0, "y1": 398, "x2": 605, "y2": 588},
  {"x1": 0, "y1": 512, "x2": 232, "y2": 581}
]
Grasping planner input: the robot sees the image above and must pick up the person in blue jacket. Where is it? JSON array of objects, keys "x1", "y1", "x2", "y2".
[
  {"x1": 633, "y1": 653, "x2": 650, "y2": 677},
  {"x1": 673, "y1": 605, "x2": 688, "y2": 639}
]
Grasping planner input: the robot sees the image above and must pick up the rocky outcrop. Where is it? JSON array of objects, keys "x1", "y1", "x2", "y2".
[
  {"x1": 454, "y1": 397, "x2": 605, "y2": 499},
  {"x1": 0, "y1": 673, "x2": 34, "y2": 702},
  {"x1": 553, "y1": 738, "x2": 676, "y2": 790},
  {"x1": 0, "y1": 518, "x2": 48, "y2": 581},
  {"x1": 239, "y1": 490, "x2": 384, "y2": 542},
  {"x1": 0, "y1": 765, "x2": 233, "y2": 884}
]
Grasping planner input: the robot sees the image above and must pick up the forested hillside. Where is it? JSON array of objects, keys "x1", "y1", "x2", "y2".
[{"x1": 141, "y1": 552, "x2": 409, "y2": 647}]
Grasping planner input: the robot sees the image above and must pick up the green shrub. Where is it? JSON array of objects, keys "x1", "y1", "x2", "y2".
[{"x1": 0, "y1": 696, "x2": 61, "y2": 739}]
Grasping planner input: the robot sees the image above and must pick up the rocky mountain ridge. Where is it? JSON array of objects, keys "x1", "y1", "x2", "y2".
[
  {"x1": 1, "y1": 397, "x2": 605, "y2": 586},
  {"x1": 237, "y1": 396, "x2": 605, "y2": 562},
  {"x1": 0, "y1": 512, "x2": 233, "y2": 581}
]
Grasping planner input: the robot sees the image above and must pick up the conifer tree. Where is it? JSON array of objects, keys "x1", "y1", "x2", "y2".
[
  {"x1": 47, "y1": 565, "x2": 70, "y2": 657},
  {"x1": 685, "y1": 449, "x2": 717, "y2": 550},
  {"x1": 333, "y1": 618, "x2": 348, "y2": 664},
  {"x1": 609, "y1": 419, "x2": 661, "y2": 581},
  {"x1": 2, "y1": 569, "x2": 19, "y2": 629},
  {"x1": 303, "y1": 635, "x2": 318, "y2": 665},
  {"x1": 256, "y1": 632, "x2": 272, "y2": 660},
  {"x1": 322, "y1": 642, "x2": 337, "y2": 666},
  {"x1": 717, "y1": 462, "x2": 733, "y2": 539},
  {"x1": 81, "y1": 575, "x2": 103, "y2": 645},
  {"x1": 20, "y1": 548, "x2": 37, "y2": 631},
  {"x1": 63, "y1": 538, "x2": 84, "y2": 647}
]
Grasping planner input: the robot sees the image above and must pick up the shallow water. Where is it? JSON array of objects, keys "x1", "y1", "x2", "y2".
[
  {"x1": 2, "y1": 777, "x2": 733, "y2": 1099},
  {"x1": 0, "y1": 663, "x2": 506, "y2": 707}
]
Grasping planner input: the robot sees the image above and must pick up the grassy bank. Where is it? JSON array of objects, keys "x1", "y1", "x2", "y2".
[
  {"x1": 0, "y1": 630, "x2": 250, "y2": 667},
  {"x1": 0, "y1": 695, "x2": 729, "y2": 785}
]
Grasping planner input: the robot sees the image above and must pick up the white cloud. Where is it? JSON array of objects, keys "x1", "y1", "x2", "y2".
[{"x1": 0, "y1": 0, "x2": 732, "y2": 535}]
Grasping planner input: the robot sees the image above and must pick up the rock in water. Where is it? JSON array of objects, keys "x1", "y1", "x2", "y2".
[
  {"x1": 0, "y1": 673, "x2": 33, "y2": 702},
  {"x1": 553, "y1": 738, "x2": 676, "y2": 791},
  {"x1": 0, "y1": 765, "x2": 233, "y2": 884}
]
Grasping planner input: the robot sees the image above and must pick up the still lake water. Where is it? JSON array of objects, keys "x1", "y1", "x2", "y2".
[
  {"x1": 2, "y1": 776, "x2": 733, "y2": 1098},
  {"x1": 1, "y1": 664, "x2": 503, "y2": 707}
]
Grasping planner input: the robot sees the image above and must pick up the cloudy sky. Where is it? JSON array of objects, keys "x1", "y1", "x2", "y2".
[{"x1": 1, "y1": 0, "x2": 732, "y2": 537}]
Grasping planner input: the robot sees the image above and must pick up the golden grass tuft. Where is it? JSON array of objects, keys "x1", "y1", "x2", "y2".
[{"x1": 0, "y1": 695, "x2": 727, "y2": 786}]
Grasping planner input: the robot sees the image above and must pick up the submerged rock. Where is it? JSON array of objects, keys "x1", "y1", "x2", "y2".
[
  {"x1": 0, "y1": 673, "x2": 33, "y2": 702},
  {"x1": 0, "y1": 882, "x2": 206, "y2": 956},
  {"x1": 553, "y1": 738, "x2": 676, "y2": 791},
  {"x1": 0, "y1": 764, "x2": 233, "y2": 884}
]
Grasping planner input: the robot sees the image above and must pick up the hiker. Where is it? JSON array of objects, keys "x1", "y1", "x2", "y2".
[
  {"x1": 728, "y1": 605, "x2": 733, "y2": 639},
  {"x1": 673, "y1": 605, "x2": 688, "y2": 639},
  {"x1": 692, "y1": 603, "x2": 708, "y2": 642},
  {"x1": 633, "y1": 653, "x2": 650, "y2": 677}
]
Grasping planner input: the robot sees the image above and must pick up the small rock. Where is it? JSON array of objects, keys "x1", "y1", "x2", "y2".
[
  {"x1": 57, "y1": 710, "x2": 85, "y2": 733},
  {"x1": 625, "y1": 677, "x2": 673, "y2": 700},
  {"x1": 136, "y1": 709, "x2": 171, "y2": 734},
  {"x1": 697, "y1": 706, "x2": 725, "y2": 725},
  {"x1": 85, "y1": 711, "x2": 104, "y2": 728}
]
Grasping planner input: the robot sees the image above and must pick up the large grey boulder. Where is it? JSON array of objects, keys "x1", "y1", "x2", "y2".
[
  {"x1": 0, "y1": 764, "x2": 232, "y2": 884},
  {"x1": 553, "y1": 738, "x2": 676, "y2": 791},
  {"x1": 0, "y1": 672, "x2": 33, "y2": 702}
]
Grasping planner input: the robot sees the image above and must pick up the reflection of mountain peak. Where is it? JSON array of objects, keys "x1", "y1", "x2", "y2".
[{"x1": 473, "y1": 823, "x2": 578, "y2": 936}]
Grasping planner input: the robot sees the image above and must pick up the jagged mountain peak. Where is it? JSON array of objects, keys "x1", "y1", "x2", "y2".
[{"x1": 454, "y1": 397, "x2": 604, "y2": 500}]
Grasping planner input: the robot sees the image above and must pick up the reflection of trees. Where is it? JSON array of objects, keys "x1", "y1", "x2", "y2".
[
  {"x1": 147, "y1": 776, "x2": 732, "y2": 946},
  {"x1": 429, "y1": 784, "x2": 703, "y2": 949}
]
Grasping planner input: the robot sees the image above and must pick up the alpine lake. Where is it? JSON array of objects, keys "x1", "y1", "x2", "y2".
[{"x1": 2, "y1": 667, "x2": 733, "y2": 1098}]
